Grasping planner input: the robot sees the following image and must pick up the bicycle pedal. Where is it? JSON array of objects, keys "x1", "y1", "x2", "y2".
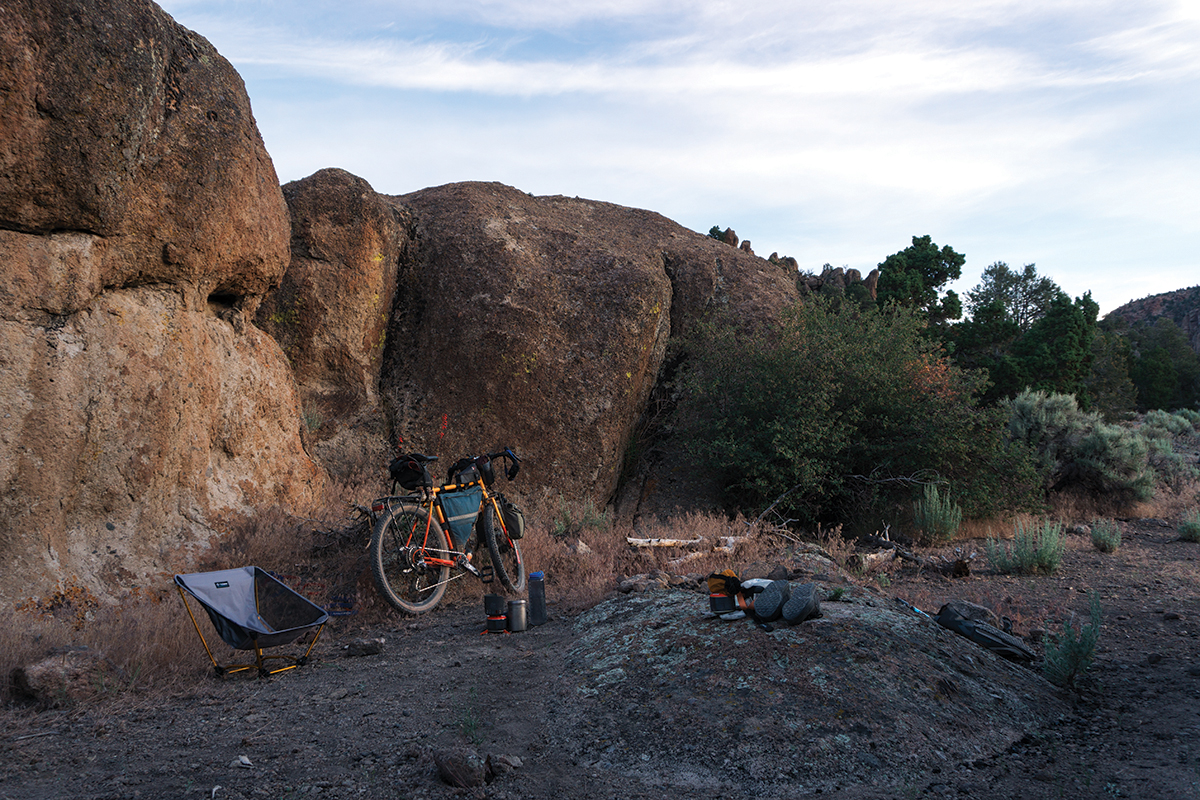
[{"x1": 480, "y1": 565, "x2": 494, "y2": 584}]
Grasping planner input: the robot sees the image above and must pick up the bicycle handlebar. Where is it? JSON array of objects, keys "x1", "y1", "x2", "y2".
[{"x1": 487, "y1": 447, "x2": 520, "y2": 463}]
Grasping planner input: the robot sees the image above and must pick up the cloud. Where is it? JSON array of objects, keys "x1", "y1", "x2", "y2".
[{"x1": 159, "y1": 0, "x2": 1200, "y2": 313}]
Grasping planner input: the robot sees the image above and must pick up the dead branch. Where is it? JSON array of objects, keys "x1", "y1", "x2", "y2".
[{"x1": 626, "y1": 536, "x2": 705, "y2": 548}]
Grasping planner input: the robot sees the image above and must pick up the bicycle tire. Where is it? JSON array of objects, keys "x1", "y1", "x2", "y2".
[
  {"x1": 481, "y1": 502, "x2": 526, "y2": 592},
  {"x1": 371, "y1": 503, "x2": 451, "y2": 614}
]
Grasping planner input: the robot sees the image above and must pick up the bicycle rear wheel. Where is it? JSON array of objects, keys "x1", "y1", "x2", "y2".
[
  {"x1": 481, "y1": 502, "x2": 526, "y2": 593},
  {"x1": 371, "y1": 503, "x2": 451, "y2": 614}
]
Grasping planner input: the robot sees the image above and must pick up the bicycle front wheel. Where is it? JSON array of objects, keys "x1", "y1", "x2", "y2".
[
  {"x1": 482, "y1": 502, "x2": 526, "y2": 593},
  {"x1": 371, "y1": 503, "x2": 451, "y2": 614}
]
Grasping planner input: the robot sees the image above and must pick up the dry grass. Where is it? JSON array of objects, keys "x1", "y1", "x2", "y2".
[
  {"x1": 0, "y1": 477, "x2": 392, "y2": 709},
  {"x1": 2, "y1": 581, "x2": 213, "y2": 709},
  {"x1": 517, "y1": 500, "x2": 779, "y2": 613},
  {"x1": 1126, "y1": 478, "x2": 1200, "y2": 520},
  {"x1": 6, "y1": 463, "x2": 1193, "y2": 710}
]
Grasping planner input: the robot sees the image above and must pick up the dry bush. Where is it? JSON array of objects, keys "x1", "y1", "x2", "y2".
[
  {"x1": 516, "y1": 499, "x2": 779, "y2": 613},
  {"x1": 814, "y1": 524, "x2": 856, "y2": 569},
  {"x1": 1127, "y1": 478, "x2": 1200, "y2": 521},
  {"x1": 2, "y1": 581, "x2": 212, "y2": 708},
  {"x1": 957, "y1": 517, "x2": 1009, "y2": 542}
]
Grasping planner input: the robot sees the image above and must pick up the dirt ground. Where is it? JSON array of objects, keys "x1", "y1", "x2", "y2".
[{"x1": 3, "y1": 516, "x2": 1200, "y2": 800}]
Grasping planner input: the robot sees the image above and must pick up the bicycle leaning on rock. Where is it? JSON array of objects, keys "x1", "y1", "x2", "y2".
[{"x1": 367, "y1": 448, "x2": 526, "y2": 614}]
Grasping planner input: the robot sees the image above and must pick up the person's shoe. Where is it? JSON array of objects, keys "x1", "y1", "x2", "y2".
[
  {"x1": 782, "y1": 582, "x2": 820, "y2": 624},
  {"x1": 754, "y1": 580, "x2": 790, "y2": 622}
]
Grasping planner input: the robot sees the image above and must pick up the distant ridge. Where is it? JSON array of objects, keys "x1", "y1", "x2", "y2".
[{"x1": 1107, "y1": 285, "x2": 1200, "y2": 355}]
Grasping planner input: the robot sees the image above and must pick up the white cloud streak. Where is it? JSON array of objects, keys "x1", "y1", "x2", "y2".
[{"x1": 158, "y1": 0, "x2": 1200, "y2": 313}]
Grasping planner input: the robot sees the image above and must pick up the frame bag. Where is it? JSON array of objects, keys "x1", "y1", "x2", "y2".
[{"x1": 439, "y1": 485, "x2": 483, "y2": 549}]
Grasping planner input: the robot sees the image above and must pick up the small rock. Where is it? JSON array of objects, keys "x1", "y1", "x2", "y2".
[
  {"x1": 342, "y1": 637, "x2": 385, "y2": 657},
  {"x1": 940, "y1": 600, "x2": 999, "y2": 627},
  {"x1": 1164, "y1": 612, "x2": 1182, "y2": 621},
  {"x1": 1069, "y1": 524, "x2": 1091, "y2": 536},
  {"x1": 486, "y1": 753, "x2": 523, "y2": 779},
  {"x1": 434, "y1": 747, "x2": 487, "y2": 787},
  {"x1": 230, "y1": 755, "x2": 252, "y2": 769},
  {"x1": 1147, "y1": 653, "x2": 1163, "y2": 665}
]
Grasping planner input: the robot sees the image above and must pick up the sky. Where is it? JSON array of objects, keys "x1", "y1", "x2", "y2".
[{"x1": 157, "y1": 0, "x2": 1200, "y2": 315}]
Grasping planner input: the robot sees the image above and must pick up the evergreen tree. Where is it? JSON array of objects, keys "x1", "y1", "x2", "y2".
[
  {"x1": 1009, "y1": 291, "x2": 1099, "y2": 402},
  {"x1": 1126, "y1": 317, "x2": 1200, "y2": 411},
  {"x1": 1086, "y1": 322, "x2": 1138, "y2": 419},
  {"x1": 876, "y1": 235, "x2": 964, "y2": 328},
  {"x1": 965, "y1": 262, "x2": 1058, "y2": 332}
]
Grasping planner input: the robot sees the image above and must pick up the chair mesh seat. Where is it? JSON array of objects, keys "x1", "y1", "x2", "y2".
[{"x1": 175, "y1": 567, "x2": 329, "y2": 676}]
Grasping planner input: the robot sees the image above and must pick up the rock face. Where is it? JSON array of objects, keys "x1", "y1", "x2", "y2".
[
  {"x1": 567, "y1": 590, "x2": 1064, "y2": 793},
  {"x1": 257, "y1": 169, "x2": 411, "y2": 475},
  {"x1": 1108, "y1": 285, "x2": 1200, "y2": 355},
  {"x1": 0, "y1": 0, "x2": 321, "y2": 604},
  {"x1": 263, "y1": 179, "x2": 796, "y2": 510},
  {"x1": 258, "y1": 169, "x2": 409, "y2": 410},
  {"x1": 377, "y1": 182, "x2": 798, "y2": 508}
]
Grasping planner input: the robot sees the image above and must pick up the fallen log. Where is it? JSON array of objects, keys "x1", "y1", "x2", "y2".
[
  {"x1": 847, "y1": 548, "x2": 896, "y2": 572},
  {"x1": 626, "y1": 536, "x2": 705, "y2": 548}
]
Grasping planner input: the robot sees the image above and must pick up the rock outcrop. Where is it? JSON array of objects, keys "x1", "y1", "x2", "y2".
[
  {"x1": 378, "y1": 182, "x2": 798, "y2": 508},
  {"x1": 256, "y1": 169, "x2": 411, "y2": 475},
  {"x1": 266, "y1": 178, "x2": 798, "y2": 507},
  {"x1": 1108, "y1": 285, "x2": 1200, "y2": 356},
  {"x1": 0, "y1": 0, "x2": 321, "y2": 604}
]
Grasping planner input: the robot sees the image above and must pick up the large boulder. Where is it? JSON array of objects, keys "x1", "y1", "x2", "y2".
[
  {"x1": 264, "y1": 177, "x2": 796, "y2": 506},
  {"x1": 0, "y1": 0, "x2": 321, "y2": 604},
  {"x1": 379, "y1": 182, "x2": 798, "y2": 508}
]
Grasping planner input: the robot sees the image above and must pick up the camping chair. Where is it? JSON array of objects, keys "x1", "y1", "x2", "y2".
[{"x1": 175, "y1": 567, "x2": 328, "y2": 677}]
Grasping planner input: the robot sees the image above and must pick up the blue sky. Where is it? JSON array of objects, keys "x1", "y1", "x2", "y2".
[{"x1": 158, "y1": 0, "x2": 1200, "y2": 315}]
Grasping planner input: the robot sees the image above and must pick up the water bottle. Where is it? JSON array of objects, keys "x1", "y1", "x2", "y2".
[{"x1": 528, "y1": 571, "x2": 547, "y2": 626}]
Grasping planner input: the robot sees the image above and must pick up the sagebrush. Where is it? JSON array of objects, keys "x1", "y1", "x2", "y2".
[
  {"x1": 1090, "y1": 519, "x2": 1121, "y2": 553},
  {"x1": 986, "y1": 519, "x2": 1065, "y2": 574},
  {"x1": 1180, "y1": 510, "x2": 1200, "y2": 543},
  {"x1": 911, "y1": 483, "x2": 962, "y2": 545},
  {"x1": 1005, "y1": 389, "x2": 1155, "y2": 505}
]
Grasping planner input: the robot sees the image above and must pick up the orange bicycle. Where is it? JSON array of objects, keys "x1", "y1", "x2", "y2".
[{"x1": 369, "y1": 449, "x2": 526, "y2": 614}]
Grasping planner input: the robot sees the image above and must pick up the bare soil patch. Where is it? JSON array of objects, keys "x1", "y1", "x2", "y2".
[{"x1": 3, "y1": 517, "x2": 1200, "y2": 799}]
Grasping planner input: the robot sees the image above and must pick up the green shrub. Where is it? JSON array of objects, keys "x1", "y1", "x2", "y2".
[
  {"x1": 1043, "y1": 591, "x2": 1102, "y2": 688},
  {"x1": 1005, "y1": 389, "x2": 1154, "y2": 504},
  {"x1": 552, "y1": 496, "x2": 610, "y2": 539},
  {"x1": 1146, "y1": 436, "x2": 1199, "y2": 493},
  {"x1": 1090, "y1": 519, "x2": 1121, "y2": 553},
  {"x1": 679, "y1": 298, "x2": 1043, "y2": 524},
  {"x1": 1177, "y1": 408, "x2": 1200, "y2": 427},
  {"x1": 912, "y1": 483, "x2": 962, "y2": 545},
  {"x1": 986, "y1": 519, "x2": 1065, "y2": 574},
  {"x1": 1143, "y1": 409, "x2": 1194, "y2": 437},
  {"x1": 1180, "y1": 510, "x2": 1200, "y2": 543}
]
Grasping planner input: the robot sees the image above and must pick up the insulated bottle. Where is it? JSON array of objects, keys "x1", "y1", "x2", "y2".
[{"x1": 528, "y1": 571, "x2": 547, "y2": 626}]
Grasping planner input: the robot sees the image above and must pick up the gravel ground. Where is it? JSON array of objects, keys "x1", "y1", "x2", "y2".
[{"x1": 3, "y1": 517, "x2": 1200, "y2": 799}]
